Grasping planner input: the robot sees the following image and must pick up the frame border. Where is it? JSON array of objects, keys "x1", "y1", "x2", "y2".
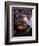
[{"x1": 5, "y1": 1, "x2": 38, "y2": 45}]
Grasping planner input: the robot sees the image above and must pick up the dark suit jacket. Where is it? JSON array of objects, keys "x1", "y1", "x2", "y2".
[{"x1": 14, "y1": 28, "x2": 32, "y2": 37}]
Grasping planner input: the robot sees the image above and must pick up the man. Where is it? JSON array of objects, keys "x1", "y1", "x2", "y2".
[{"x1": 14, "y1": 9, "x2": 32, "y2": 36}]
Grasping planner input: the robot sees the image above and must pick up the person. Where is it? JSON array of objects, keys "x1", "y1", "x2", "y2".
[
  {"x1": 23, "y1": 10, "x2": 32, "y2": 28},
  {"x1": 23, "y1": 15, "x2": 32, "y2": 28},
  {"x1": 14, "y1": 10, "x2": 32, "y2": 36}
]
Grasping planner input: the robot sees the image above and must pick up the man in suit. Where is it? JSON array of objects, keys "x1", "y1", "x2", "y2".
[{"x1": 14, "y1": 9, "x2": 32, "y2": 36}]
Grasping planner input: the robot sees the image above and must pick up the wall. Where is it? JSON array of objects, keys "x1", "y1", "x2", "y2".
[{"x1": 0, "y1": 0, "x2": 39, "y2": 46}]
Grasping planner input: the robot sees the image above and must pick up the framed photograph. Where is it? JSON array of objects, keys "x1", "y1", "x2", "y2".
[{"x1": 5, "y1": 2, "x2": 38, "y2": 45}]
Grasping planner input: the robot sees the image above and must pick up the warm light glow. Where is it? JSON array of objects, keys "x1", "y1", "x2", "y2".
[{"x1": 23, "y1": 16, "x2": 27, "y2": 21}]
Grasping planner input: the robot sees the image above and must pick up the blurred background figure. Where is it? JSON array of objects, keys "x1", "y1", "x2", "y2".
[{"x1": 23, "y1": 10, "x2": 32, "y2": 27}]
